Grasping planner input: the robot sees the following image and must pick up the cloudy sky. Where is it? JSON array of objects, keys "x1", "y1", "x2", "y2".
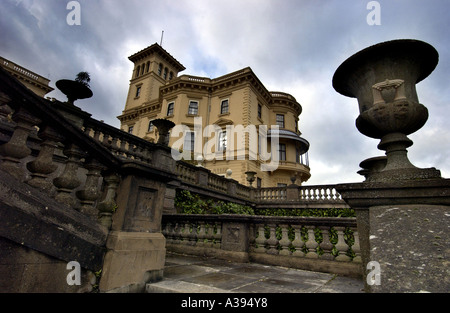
[{"x1": 1, "y1": 0, "x2": 449, "y2": 185}]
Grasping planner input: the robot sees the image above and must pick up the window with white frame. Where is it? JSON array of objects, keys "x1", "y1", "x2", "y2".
[
  {"x1": 188, "y1": 101, "x2": 199, "y2": 115},
  {"x1": 184, "y1": 131, "x2": 195, "y2": 151},
  {"x1": 218, "y1": 130, "x2": 227, "y2": 151}
]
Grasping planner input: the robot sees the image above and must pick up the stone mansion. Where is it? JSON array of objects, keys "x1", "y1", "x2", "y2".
[{"x1": 118, "y1": 43, "x2": 311, "y2": 187}]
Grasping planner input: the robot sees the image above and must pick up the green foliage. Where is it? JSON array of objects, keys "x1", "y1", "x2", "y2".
[
  {"x1": 175, "y1": 190, "x2": 254, "y2": 215},
  {"x1": 75, "y1": 71, "x2": 91, "y2": 87}
]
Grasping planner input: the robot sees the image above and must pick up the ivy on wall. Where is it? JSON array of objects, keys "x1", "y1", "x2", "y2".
[{"x1": 174, "y1": 190, "x2": 355, "y2": 218}]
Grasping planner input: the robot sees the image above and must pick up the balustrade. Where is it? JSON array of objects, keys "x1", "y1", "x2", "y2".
[{"x1": 162, "y1": 214, "x2": 361, "y2": 275}]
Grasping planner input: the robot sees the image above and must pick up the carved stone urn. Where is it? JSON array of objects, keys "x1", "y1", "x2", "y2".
[
  {"x1": 152, "y1": 118, "x2": 175, "y2": 146},
  {"x1": 56, "y1": 79, "x2": 93, "y2": 105},
  {"x1": 333, "y1": 39, "x2": 441, "y2": 182}
]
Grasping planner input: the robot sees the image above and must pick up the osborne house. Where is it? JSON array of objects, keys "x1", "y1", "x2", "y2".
[{"x1": 117, "y1": 43, "x2": 311, "y2": 187}]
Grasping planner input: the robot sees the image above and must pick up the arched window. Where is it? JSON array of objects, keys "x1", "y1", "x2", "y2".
[
  {"x1": 148, "y1": 121, "x2": 154, "y2": 132},
  {"x1": 158, "y1": 63, "x2": 163, "y2": 76},
  {"x1": 169, "y1": 71, "x2": 174, "y2": 80},
  {"x1": 163, "y1": 67, "x2": 168, "y2": 80},
  {"x1": 141, "y1": 63, "x2": 145, "y2": 76},
  {"x1": 146, "y1": 61, "x2": 150, "y2": 73},
  {"x1": 135, "y1": 65, "x2": 140, "y2": 78},
  {"x1": 167, "y1": 102, "x2": 174, "y2": 116}
]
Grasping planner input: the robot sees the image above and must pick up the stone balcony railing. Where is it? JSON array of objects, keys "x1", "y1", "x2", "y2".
[
  {"x1": 162, "y1": 214, "x2": 362, "y2": 277},
  {"x1": 175, "y1": 161, "x2": 349, "y2": 209}
]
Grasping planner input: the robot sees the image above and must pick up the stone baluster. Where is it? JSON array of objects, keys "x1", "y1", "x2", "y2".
[
  {"x1": 319, "y1": 226, "x2": 334, "y2": 260},
  {"x1": 53, "y1": 143, "x2": 84, "y2": 207},
  {"x1": 181, "y1": 222, "x2": 190, "y2": 243},
  {"x1": 305, "y1": 226, "x2": 318, "y2": 258},
  {"x1": 0, "y1": 107, "x2": 40, "y2": 180},
  {"x1": 254, "y1": 224, "x2": 266, "y2": 253},
  {"x1": 266, "y1": 224, "x2": 279, "y2": 255},
  {"x1": 334, "y1": 226, "x2": 351, "y2": 262},
  {"x1": 187, "y1": 222, "x2": 198, "y2": 246},
  {"x1": 26, "y1": 125, "x2": 62, "y2": 193},
  {"x1": 172, "y1": 222, "x2": 181, "y2": 245},
  {"x1": 278, "y1": 224, "x2": 292, "y2": 256},
  {"x1": 352, "y1": 230, "x2": 362, "y2": 263},
  {"x1": 213, "y1": 222, "x2": 222, "y2": 247},
  {"x1": 97, "y1": 172, "x2": 120, "y2": 229},
  {"x1": 196, "y1": 221, "x2": 207, "y2": 246},
  {"x1": 291, "y1": 225, "x2": 305, "y2": 257},
  {"x1": 76, "y1": 158, "x2": 104, "y2": 218}
]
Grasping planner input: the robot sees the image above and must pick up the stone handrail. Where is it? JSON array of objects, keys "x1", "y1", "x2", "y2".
[
  {"x1": 175, "y1": 161, "x2": 348, "y2": 208},
  {"x1": 0, "y1": 67, "x2": 177, "y2": 229}
]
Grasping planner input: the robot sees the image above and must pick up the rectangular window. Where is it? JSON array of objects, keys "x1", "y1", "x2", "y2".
[
  {"x1": 257, "y1": 177, "x2": 262, "y2": 188},
  {"x1": 276, "y1": 114, "x2": 285, "y2": 128},
  {"x1": 167, "y1": 102, "x2": 174, "y2": 116},
  {"x1": 188, "y1": 101, "x2": 199, "y2": 115},
  {"x1": 279, "y1": 143, "x2": 286, "y2": 161},
  {"x1": 258, "y1": 104, "x2": 262, "y2": 119},
  {"x1": 135, "y1": 86, "x2": 141, "y2": 98},
  {"x1": 218, "y1": 130, "x2": 227, "y2": 151},
  {"x1": 220, "y1": 99, "x2": 229, "y2": 114},
  {"x1": 128, "y1": 126, "x2": 134, "y2": 134},
  {"x1": 184, "y1": 131, "x2": 195, "y2": 151}
]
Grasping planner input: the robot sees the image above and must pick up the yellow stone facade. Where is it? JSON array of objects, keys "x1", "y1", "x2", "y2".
[
  {"x1": 118, "y1": 43, "x2": 310, "y2": 187},
  {"x1": 0, "y1": 56, "x2": 53, "y2": 98}
]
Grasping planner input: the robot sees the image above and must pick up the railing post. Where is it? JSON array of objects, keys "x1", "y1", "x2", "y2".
[
  {"x1": 305, "y1": 226, "x2": 318, "y2": 258},
  {"x1": 53, "y1": 143, "x2": 84, "y2": 207},
  {"x1": 319, "y1": 226, "x2": 334, "y2": 260},
  {"x1": 76, "y1": 158, "x2": 104, "y2": 218},
  {"x1": 0, "y1": 107, "x2": 40, "y2": 180},
  {"x1": 278, "y1": 224, "x2": 291, "y2": 256},
  {"x1": 97, "y1": 172, "x2": 120, "y2": 229},
  {"x1": 291, "y1": 225, "x2": 305, "y2": 257},
  {"x1": 334, "y1": 226, "x2": 351, "y2": 262},
  {"x1": 26, "y1": 125, "x2": 62, "y2": 193}
]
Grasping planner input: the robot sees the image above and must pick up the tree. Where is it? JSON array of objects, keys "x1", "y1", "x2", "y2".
[{"x1": 75, "y1": 71, "x2": 91, "y2": 87}]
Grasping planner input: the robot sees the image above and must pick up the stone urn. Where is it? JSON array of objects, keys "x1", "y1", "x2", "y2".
[
  {"x1": 332, "y1": 39, "x2": 441, "y2": 182},
  {"x1": 56, "y1": 79, "x2": 93, "y2": 105},
  {"x1": 152, "y1": 118, "x2": 175, "y2": 146},
  {"x1": 245, "y1": 171, "x2": 257, "y2": 187}
]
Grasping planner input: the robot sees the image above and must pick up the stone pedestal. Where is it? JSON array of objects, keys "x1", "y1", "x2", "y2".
[
  {"x1": 337, "y1": 179, "x2": 450, "y2": 292},
  {"x1": 99, "y1": 231, "x2": 165, "y2": 291}
]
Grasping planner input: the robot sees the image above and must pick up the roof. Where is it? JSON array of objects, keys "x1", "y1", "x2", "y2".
[{"x1": 128, "y1": 43, "x2": 186, "y2": 72}]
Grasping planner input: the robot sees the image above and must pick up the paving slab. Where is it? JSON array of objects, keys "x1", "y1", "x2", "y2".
[{"x1": 147, "y1": 252, "x2": 365, "y2": 293}]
